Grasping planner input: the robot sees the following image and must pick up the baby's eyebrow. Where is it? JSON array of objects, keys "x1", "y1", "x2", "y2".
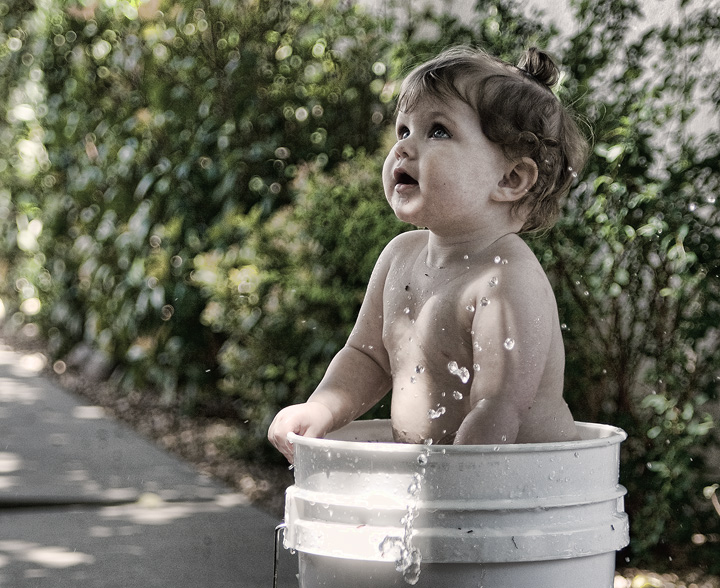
[
  {"x1": 425, "y1": 110, "x2": 449, "y2": 120},
  {"x1": 396, "y1": 110, "x2": 452, "y2": 128}
]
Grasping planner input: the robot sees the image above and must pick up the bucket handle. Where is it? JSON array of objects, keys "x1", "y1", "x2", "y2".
[{"x1": 273, "y1": 522, "x2": 286, "y2": 588}]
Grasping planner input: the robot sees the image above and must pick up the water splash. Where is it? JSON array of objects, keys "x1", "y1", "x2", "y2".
[
  {"x1": 407, "y1": 472, "x2": 423, "y2": 494},
  {"x1": 379, "y1": 448, "x2": 428, "y2": 584},
  {"x1": 428, "y1": 406, "x2": 446, "y2": 420},
  {"x1": 447, "y1": 361, "x2": 470, "y2": 384}
]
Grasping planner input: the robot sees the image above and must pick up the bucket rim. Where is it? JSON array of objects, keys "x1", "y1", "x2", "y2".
[{"x1": 289, "y1": 420, "x2": 626, "y2": 455}]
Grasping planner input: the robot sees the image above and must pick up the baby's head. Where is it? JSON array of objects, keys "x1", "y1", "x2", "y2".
[{"x1": 397, "y1": 46, "x2": 589, "y2": 233}]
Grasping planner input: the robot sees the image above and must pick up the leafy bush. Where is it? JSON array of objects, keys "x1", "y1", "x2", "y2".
[{"x1": 1, "y1": 0, "x2": 395, "y2": 407}]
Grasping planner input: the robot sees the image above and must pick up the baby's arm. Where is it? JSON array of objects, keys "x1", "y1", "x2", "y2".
[
  {"x1": 268, "y1": 237, "x2": 397, "y2": 462},
  {"x1": 454, "y1": 260, "x2": 558, "y2": 445}
]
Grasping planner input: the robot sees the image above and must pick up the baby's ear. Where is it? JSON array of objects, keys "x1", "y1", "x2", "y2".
[{"x1": 493, "y1": 157, "x2": 538, "y2": 202}]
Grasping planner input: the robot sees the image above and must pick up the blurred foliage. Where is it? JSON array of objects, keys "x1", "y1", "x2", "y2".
[
  {"x1": 1, "y1": 0, "x2": 720, "y2": 571},
  {"x1": 1, "y1": 0, "x2": 395, "y2": 408}
]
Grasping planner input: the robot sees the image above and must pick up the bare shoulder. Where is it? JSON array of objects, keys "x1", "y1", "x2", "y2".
[
  {"x1": 364, "y1": 230, "x2": 428, "y2": 292},
  {"x1": 384, "y1": 229, "x2": 428, "y2": 256},
  {"x1": 495, "y1": 234, "x2": 545, "y2": 269},
  {"x1": 372, "y1": 230, "x2": 428, "y2": 271},
  {"x1": 493, "y1": 235, "x2": 551, "y2": 288},
  {"x1": 470, "y1": 234, "x2": 556, "y2": 314}
]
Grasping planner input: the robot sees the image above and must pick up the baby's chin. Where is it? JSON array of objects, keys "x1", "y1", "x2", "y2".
[{"x1": 387, "y1": 198, "x2": 421, "y2": 225}]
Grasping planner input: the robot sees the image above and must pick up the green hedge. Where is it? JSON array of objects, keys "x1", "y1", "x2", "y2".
[{"x1": 2, "y1": 0, "x2": 720, "y2": 570}]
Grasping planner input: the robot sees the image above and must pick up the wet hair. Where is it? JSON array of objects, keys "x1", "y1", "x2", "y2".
[{"x1": 397, "y1": 46, "x2": 589, "y2": 233}]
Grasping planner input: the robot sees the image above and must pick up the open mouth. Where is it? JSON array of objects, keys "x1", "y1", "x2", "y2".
[{"x1": 394, "y1": 169, "x2": 418, "y2": 186}]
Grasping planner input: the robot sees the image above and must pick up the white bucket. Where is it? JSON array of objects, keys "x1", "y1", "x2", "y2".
[{"x1": 284, "y1": 420, "x2": 629, "y2": 588}]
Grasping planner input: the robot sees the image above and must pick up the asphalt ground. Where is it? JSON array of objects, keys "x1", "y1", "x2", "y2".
[{"x1": 0, "y1": 342, "x2": 298, "y2": 587}]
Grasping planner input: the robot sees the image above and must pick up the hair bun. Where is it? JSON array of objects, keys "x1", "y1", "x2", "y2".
[{"x1": 517, "y1": 47, "x2": 560, "y2": 88}]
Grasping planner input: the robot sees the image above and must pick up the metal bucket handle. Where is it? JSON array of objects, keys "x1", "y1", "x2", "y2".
[{"x1": 273, "y1": 522, "x2": 286, "y2": 588}]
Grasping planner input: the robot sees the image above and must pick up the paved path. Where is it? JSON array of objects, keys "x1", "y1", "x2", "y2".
[{"x1": 0, "y1": 343, "x2": 298, "y2": 587}]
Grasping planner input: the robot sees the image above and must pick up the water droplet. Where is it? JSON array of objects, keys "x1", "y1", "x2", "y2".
[
  {"x1": 379, "y1": 536, "x2": 403, "y2": 559},
  {"x1": 408, "y1": 475, "x2": 422, "y2": 494},
  {"x1": 428, "y1": 406, "x2": 446, "y2": 420},
  {"x1": 501, "y1": 435, "x2": 507, "y2": 442},
  {"x1": 447, "y1": 361, "x2": 470, "y2": 383},
  {"x1": 466, "y1": 304, "x2": 475, "y2": 312},
  {"x1": 479, "y1": 297, "x2": 490, "y2": 307},
  {"x1": 423, "y1": 438, "x2": 433, "y2": 446},
  {"x1": 404, "y1": 307, "x2": 410, "y2": 314},
  {"x1": 417, "y1": 454, "x2": 428, "y2": 466},
  {"x1": 501, "y1": 259, "x2": 508, "y2": 265},
  {"x1": 489, "y1": 277, "x2": 498, "y2": 287},
  {"x1": 494, "y1": 256, "x2": 502, "y2": 264},
  {"x1": 410, "y1": 376, "x2": 417, "y2": 384},
  {"x1": 473, "y1": 342, "x2": 482, "y2": 352},
  {"x1": 453, "y1": 391, "x2": 463, "y2": 400},
  {"x1": 688, "y1": 202, "x2": 697, "y2": 211},
  {"x1": 463, "y1": 254, "x2": 469, "y2": 260},
  {"x1": 560, "y1": 323, "x2": 568, "y2": 330},
  {"x1": 473, "y1": 363, "x2": 481, "y2": 371},
  {"x1": 504, "y1": 338, "x2": 515, "y2": 350},
  {"x1": 415, "y1": 365, "x2": 425, "y2": 374}
]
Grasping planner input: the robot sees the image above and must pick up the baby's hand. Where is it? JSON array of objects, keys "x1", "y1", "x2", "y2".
[{"x1": 267, "y1": 402, "x2": 334, "y2": 464}]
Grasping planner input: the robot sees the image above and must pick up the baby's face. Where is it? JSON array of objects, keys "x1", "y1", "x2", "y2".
[{"x1": 382, "y1": 92, "x2": 509, "y2": 237}]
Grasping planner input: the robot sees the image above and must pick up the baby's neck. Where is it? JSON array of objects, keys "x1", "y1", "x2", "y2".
[{"x1": 425, "y1": 230, "x2": 518, "y2": 269}]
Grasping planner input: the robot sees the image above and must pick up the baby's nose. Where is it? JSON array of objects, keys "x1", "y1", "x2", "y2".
[{"x1": 394, "y1": 137, "x2": 414, "y2": 159}]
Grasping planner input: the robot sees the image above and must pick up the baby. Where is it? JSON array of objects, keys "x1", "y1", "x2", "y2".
[{"x1": 269, "y1": 46, "x2": 588, "y2": 463}]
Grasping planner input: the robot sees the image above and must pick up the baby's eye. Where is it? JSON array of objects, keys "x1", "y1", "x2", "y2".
[
  {"x1": 397, "y1": 126, "x2": 410, "y2": 140},
  {"x1": 430, "y1": 125, "x2": 450, "y2": 139}
]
